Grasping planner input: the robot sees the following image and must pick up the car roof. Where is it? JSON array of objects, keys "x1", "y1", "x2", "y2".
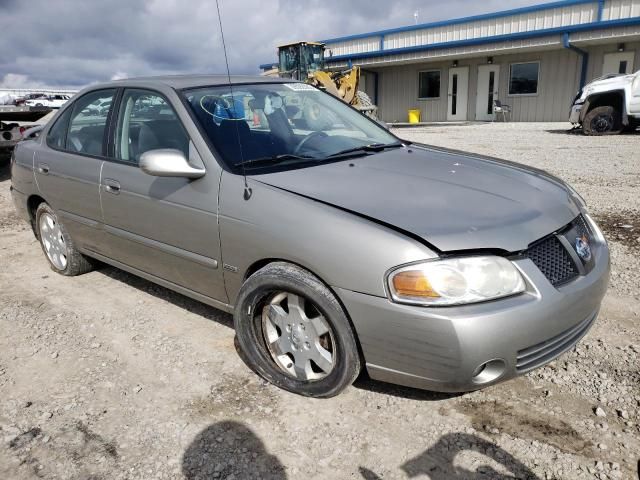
[{"x1": 88, "y1": 74, "x2": 296, "y2": 91}]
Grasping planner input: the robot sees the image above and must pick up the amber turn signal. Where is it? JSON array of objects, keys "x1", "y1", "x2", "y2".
[{"x1": 391, "y1": 270, "x2": 440, "y2": 298}]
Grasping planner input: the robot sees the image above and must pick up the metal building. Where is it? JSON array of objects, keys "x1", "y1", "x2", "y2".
[{"x1": 261, "y1": 0, "x2": 640, "y2": 123}]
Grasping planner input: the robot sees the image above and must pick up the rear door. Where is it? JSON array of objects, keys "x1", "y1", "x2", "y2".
[
  {"x1": 99, "y1": 88, "x2": 226, "y2": 302},
  {"x1": 34, "y1": 89, "x2": 116, "y2": 253}
]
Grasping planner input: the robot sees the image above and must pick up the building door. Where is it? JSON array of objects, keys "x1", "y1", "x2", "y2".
[
  {"x1": 602, "y1": 52, "x2": 635, "y2": 75},
  {"x1": 447, "y1": 67, "x2": 469, "y2": 121},
  {"x1": 475, "y1": 65, "x2": 500, "y2": 121}
]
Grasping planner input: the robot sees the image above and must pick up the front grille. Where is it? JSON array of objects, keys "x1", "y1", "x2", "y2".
[
  {"x1": 516, "y1": 312, "x2": 596, "y2": 372},
  {"x1": 525, "y1": 235, "x2": 579, "y2": 286}
]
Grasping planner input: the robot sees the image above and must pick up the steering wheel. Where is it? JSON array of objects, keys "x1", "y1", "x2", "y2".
[{"x1": 293, "y1": 131, "x2": 328, "y2": 155}]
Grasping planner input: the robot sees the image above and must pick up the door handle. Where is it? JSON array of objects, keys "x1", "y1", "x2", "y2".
[
  {"x1": 103, "y1": 179, "x2": 121, "y2": 195},
  {"x1": 37, "y1": 163, "x2": 49, "y2": 174}
]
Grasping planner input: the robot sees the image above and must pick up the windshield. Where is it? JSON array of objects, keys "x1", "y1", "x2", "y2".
[{"x1": 183, "y1": 82, "x2": 398, "y2": 172}]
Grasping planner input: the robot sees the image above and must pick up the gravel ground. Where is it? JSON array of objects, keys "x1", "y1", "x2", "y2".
[{"x1": 0, "y1": 123, "x2": 639, "y2": 480}]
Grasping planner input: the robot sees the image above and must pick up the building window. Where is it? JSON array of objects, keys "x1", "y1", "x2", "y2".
[
  {"x1": 509, "y1": 62, "x2": 539, "y2": 95},
  {"x1": 418, "y1": 70, "x2": 441, "y2": 99}
]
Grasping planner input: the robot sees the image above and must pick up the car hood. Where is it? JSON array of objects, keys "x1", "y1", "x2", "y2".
[
  {"x1": 253, "y1": 145, "x2": 579, "y2": 252},
  {"x1": 587, "y1": 73, "x2": 635, "y2": 89}
]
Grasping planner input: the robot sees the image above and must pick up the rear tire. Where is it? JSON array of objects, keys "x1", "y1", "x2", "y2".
[
  {"x1": 234, "y1": 262, "x2": 361, "y2": 398},
  {"x1": 35, "y1": 203, "x2": 94, "y2": 276},
  {"x1": 582, "y1": 106, "x2": 622, "y2": 135}
]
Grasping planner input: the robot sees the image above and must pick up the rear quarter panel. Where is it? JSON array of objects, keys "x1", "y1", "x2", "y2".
[{"x1": 10, "y1": 140, "x2": 38, "y2": 198}]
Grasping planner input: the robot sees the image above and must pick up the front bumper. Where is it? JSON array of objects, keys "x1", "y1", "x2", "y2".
[
  {"x1": 336, "y1": 233, "x2": 610, "y2": 392},
  {"x1": 569, "y1": 103, "x2": 583, "y2": 124}
]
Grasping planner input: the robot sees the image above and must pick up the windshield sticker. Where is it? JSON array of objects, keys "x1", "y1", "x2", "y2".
[{"x1": 284, "y1": 83, "x2": 317, "y2": 91}]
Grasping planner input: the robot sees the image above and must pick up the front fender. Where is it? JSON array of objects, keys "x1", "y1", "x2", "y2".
[
  {"x1": 218, "y1": 172, "x2": 436, "y2": 305},
  {"x1": 581, "y1": 90, "x2": 629, "y2": 126}
]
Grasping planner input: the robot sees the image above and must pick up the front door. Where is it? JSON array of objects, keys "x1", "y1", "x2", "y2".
[
  {"x1": 603, "y1": 52, "x2": 635, "y2": 75},
  {"x1": 447, "y1": 67, "x2": 469, "y2": 121},
  {"x1": 475, "y1": 65, "x2": 500, "y2": 121},
  {"x1": 100, "y1": 88, "x2": 227, "y2": 302}
]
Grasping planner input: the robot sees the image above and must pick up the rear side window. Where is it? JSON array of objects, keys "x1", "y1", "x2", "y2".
[
  {"x1": 115, "y1": 89, "x2": 189, "y2": 164},
  {"x1": 46, "y1": 108, "x2": 72, "y2": 149},
  {"x1": 65, "y1": 89, "x2": 116, "y2": 156}
]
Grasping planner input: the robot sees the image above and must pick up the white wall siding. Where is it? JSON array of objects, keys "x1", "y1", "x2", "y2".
[
  {"x1": 327, "y1": 35, "x2": 564, "y2": 69},
  {"x1": 322, "y1": 0, "x2": 640, "y2": 61},
  {"x1": 582, "y1": 40, "x2": 640, "y2": 80},
  {"x1": 382, "y1": 4, "x2": 596, "y2": 51},
  {"x1": 325, "y1": 2, "x2": 599, "y2": 58},
  {"x1": 374, "y1": 49, "x2": 584, "y2": 123},
  {"x1": 571, "y1": 23, "x2": 640, "y2": 42},
  {"x1": 602, "y1": 0, "x2": 640, "y2": 20},
  {"x1": 327, "y1": 37, "x2": 380, "y2": 57}
]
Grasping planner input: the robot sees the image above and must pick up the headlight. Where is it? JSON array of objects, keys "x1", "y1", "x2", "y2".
[{"x1": 387, "y1": 256, "x2": 526, "y2": 306}]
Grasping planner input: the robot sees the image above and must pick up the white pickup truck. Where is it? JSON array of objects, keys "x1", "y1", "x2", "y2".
[{"x1": 570, "y1": 69, "x2": 640, "y2": 135}]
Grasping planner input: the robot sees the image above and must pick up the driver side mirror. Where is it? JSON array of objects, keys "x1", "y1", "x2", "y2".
[{"x1": 139, "y1": 149, "x2": 205, "y2": 179}]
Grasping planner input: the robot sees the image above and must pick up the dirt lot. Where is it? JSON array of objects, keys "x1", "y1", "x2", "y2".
[{"x1": 0, "y1": 123, "x2": 639, "y2": 480}]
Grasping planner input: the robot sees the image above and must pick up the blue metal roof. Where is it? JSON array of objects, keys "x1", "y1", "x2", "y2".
[
  {"x1": 258, "y1": 0, "x2": 640, "y2": 69},
  {"x1": 326, "y1": 17, "x2": 640, "y2": 63}
]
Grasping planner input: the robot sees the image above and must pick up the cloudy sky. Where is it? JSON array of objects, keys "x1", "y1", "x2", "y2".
[{"x1": 0, "y1": 0, "x2": 542, "y2": 89}]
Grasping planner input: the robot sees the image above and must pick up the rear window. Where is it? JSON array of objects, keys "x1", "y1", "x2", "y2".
[
  {"x1": 65, "y1": 89, "x2": 116, "y2": 156},
  {"x1": 46, "y1": 108, "x2": 73, "y2": 150}
]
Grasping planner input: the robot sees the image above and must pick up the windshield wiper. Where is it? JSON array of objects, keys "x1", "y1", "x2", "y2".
[
  {"x1": 326, "y1": 142, "x2": 405, "y2": 159},
  {"x1": 235, "y1": 154, "x2": 316, "y2": 169}
]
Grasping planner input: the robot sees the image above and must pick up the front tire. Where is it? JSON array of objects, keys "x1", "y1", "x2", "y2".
[
  {"x1": 35, "y1": 203, "x2": 94, "y2": 276},
  {"x1": 234, "y1": 262, "x2": 361, "y2": 398},
  {"x1": 583, "y1": 105, "x2": 622, "y2": 135}
]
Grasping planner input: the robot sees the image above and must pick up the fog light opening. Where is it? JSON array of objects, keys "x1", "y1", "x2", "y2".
[{"x1": 472, "y1": 359, "x2": 506, "y2": 385}]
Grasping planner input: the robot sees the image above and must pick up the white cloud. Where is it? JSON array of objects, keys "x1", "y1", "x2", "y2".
[
  {"x1": 0, "y1": 0, "x2": 542, "y2": 88},
  {"x1": 0, "y1": 73, "x2": 47, "y2": 89},
  {"x1": 111, "y1": 71, "x2": 129, "y2": 81}
]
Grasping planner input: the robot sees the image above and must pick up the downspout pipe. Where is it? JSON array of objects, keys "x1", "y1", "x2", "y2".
[
  {"x1": 563, "y1": 32, "x2": 589, "y2": 89},
  {"x1": 597, "y1": 0, "x2": 605, "y2": 21}
]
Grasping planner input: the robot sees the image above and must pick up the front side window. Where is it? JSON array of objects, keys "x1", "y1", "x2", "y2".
[
  {"x1": 509, "y1": 62, "x2": 539, "y2": 95},
  {"x1": 115, "y1": 89, "x2": 189, "y2": 164},
  {"x1": 418, "y1": 70, "x2": 441, "y2": 99},
  {"x1": 183, "y1": 82, "x2": 398, "y2": 173},
  {"x1": 66, "y1": 89, "x2": 116, "y2": 156}
]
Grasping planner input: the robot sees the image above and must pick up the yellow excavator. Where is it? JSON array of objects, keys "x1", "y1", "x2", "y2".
[{"x1": 272, "y1": 41, "x2": 377, "y2": 118}]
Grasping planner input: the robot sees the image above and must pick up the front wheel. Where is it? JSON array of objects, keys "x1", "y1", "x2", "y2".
[
  {"x1": 234, "y1": 262, "x2": 361, "y2": 398},
  {"x1": 583, "y1": 105, "x2": 622, "y2": 135}
]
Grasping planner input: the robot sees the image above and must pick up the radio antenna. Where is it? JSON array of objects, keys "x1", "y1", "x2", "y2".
[{"x1": 215, "y1": 0, "x2": 251, "y2": 199}]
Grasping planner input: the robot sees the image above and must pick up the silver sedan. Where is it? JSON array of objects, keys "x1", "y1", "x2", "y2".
[{"x1": 10, "y1": 75, "x2": 609, "y2": 397}]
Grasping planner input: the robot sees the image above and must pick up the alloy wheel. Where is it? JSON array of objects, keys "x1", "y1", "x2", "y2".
[
  {"x1": 39, "y1": 212, "x2": 68, "y2": 270},
  {"x1": 261, "y1": 292, "x2": 336, "y2": 381}
]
